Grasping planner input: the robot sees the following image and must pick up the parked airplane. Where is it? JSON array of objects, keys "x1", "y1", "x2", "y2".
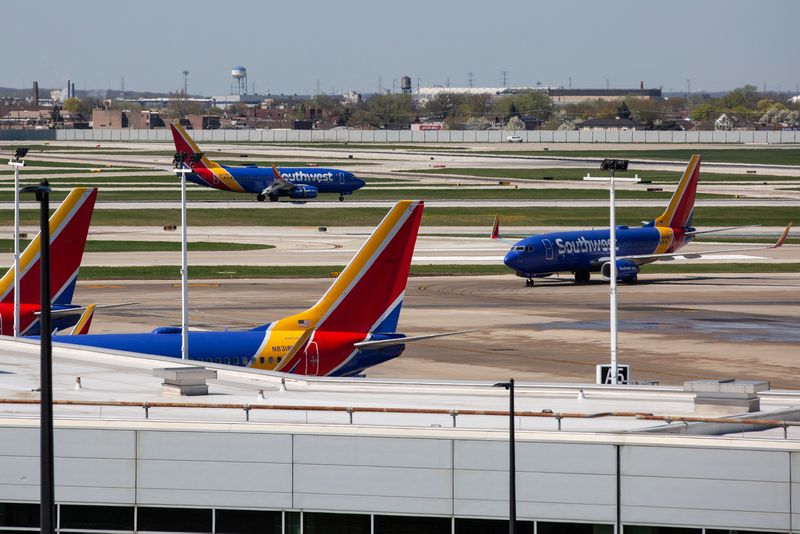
[
  {"x1": 53, "y1": 200, "x2": 458, "y2": 376},
  {"x1": 170, "y1": 124, "x2": 365, "y2": 202},
  {"x1": 494, "y1": 155, "x2": 792, "y2": 286},
  {"x1": 0, "y1": 187, "x2": 97, "y2": 334}
]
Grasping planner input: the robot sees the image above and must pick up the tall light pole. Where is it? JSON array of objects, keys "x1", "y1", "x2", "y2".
[
  {"x1": 22, "y1": 180, "x2": 54, "y2": 534},
  {"x1": 584, "y1": 160, "x2": 636, "y2": 385},
  {"x1": 182, "y1": 70, "x2": 189, "y2": 96},
  {"x1": 172, "y1": 152, "x2": 195, "y2": 360},
  {"x1": 8, "y1": 147, "x2": 29, "y2": 337},
  {"x1": 493, "y1": 379, "x2": 516, "y2": 533}
]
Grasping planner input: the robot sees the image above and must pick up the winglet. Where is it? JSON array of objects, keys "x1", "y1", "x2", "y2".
[
  {"x1": 772, "y1": 222, "x2": 793, "y2": 248},
  {"x1": 491, "y1": 215, "x2": 500, "y2": 240},
  {"x1": 271, "y1": 164, "x2": 287, "y2": 183},
  {"x1": 69, "y1": 304, "x2": 96, "y2": 335}
]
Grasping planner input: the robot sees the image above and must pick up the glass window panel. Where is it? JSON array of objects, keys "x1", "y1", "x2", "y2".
[
  {"x1": 215, "y1": 509, "x2": 282, "y2": 534},
  {"x1": 538, "y1": 522, "x2": 614, "y2": 534},
  {"x1": 623, "y1": 527, "x2": 700, "y2": 534},
  {"x1": 0, "y1": 503, "x2": 39, "y2": 528},
  {"x1": 60, "y1": 505, "x2": 134, "y2": 531},
  {"x1": 374, "y1": 514, "x2": 451, "y2": 534},
  {"x1": 137, "y1": 506, "x2": 212, "y2": 533},
  {"x1": 285, "y1": 511, "x2": 301, "y2": 534},
  {"x1": 303, "y1": 512, "x2": 369, "y2": 534},
  {"x1": 456, "y1": 517, "x2": 533, "y2": 534}
]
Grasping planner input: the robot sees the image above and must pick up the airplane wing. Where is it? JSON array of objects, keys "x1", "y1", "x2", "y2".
[
  {"x1": 41, "y1": 302, "x2": 137, "y2": 318},
  {"x1": 685, "y1": 224, "x2": 760, "y2": 236},
  {"x1": 353, "y1": 330, "x2": 474, "y2": 350},
  {"x1": 594, "y1": 223, "x2": 792, "y2": 265},
  {"x1": 268, "y1": 165, "x2": 296, "y2": 193}
]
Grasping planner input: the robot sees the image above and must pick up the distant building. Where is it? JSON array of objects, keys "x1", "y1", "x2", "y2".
[
  {"x1": 186, "y1": 114, "x2": 220, "y2": 130},
  {"x1": 549, "y1": 88, "x2": 662, "y2": 104},
  {"x1": 577, "y1": 117, "x2": 645, "y2": 131},
  {"x1": 0, "y1": 109, "x2": 50, "y2": 129}
]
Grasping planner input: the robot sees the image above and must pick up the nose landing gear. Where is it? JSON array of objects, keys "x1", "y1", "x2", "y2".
[{"x1": 525, "y1": 278, "x2": 534, "y2": 287}]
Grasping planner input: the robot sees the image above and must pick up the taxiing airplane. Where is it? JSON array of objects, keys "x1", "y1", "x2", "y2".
[
  {"x1": 495, "y1": 155, "x2": 792, "y2": 286},
  {"x1": 170, "y1": 124, "x2": 365, "y2": 202},
  {"x1": 53, "y1": 200, "x2": 458, "y2": 376},
  {"x1": 1, "y1": 187, "x2": 97, "y2": 334}
]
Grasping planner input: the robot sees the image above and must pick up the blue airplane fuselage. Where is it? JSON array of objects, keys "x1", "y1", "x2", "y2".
[
  {"x1": 503, "y1": 226, "x2": 692, "y2": 278},
  {"x1": 188, "y1": 165, "x2": 365, "y2": 197}
]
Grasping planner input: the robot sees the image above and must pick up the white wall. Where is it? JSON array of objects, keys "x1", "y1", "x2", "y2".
[{"x1": 0, "y1": 423, "x2": 798, "y2": 530}]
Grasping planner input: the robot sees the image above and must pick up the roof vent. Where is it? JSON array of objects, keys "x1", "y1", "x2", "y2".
[
  {"x1": 154, "y1": 367, "x2": 217, "y2": 396},
  {"x1": 684, "y1": 379, "x2": 769, "y2": 414}
]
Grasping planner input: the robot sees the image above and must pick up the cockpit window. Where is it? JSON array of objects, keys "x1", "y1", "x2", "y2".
[
  {"x1": 526, "y1": 245, "x2": 535, "y2": 252},
  {"x1": 513, "y1": 246, "x2": 525, "y2": 252}
]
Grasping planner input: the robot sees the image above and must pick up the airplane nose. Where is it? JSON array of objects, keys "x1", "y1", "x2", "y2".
[
  {"x1": 352, "y1": 176, "x2": 365, "y2": 189},
  {"x1": 503, "y1": 250, "x2": 521, "y2": 272}
]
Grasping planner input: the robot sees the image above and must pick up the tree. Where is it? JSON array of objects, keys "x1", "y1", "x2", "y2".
[
  {"x1": 62, "y1": 97, "x2": 83, "y2": 113},
  {"x1": 690, "y1": 104, "x2": 718, "y2": 122},
  {"x1": 348, "y1": 94, "x2": 416, "y2": 128},
  {"x1": 506, "y1": 116, "x2": 525, "y2": 130},
  {"x1": 616, "y1": 101, "x2": 631, "y2": 119}
]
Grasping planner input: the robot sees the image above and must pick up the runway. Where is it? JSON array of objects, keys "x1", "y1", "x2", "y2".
[
  {"x1": 72, "y1": 273, "x2": 800, "y2": 387},
  {"x1": 3, "y1": 199, "x2": 800, "y2": 210}
]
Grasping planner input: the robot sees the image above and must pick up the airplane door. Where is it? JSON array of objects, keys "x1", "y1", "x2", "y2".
[
  {"x1": 305, "y1": 341, "x2": 320, "y2": 376},
  {"x1": 339, "y1": 172, "x2": 345, "y2": 185},
  {"x1": 543, "y1": 239, "x2": 554, "y2": 260}
]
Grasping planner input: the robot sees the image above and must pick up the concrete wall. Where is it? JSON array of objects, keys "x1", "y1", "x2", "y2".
[
  {"x1": 0, "y1": 422, "x2": 798, "y2": 530},
  {"x1": 36, "y1": 128, "x2": 800, "y2": 144}
]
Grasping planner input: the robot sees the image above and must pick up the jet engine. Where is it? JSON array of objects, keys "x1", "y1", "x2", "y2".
[
  {"x1": 601, "y1": 259, "x2": 640, "y2": 282},
  {"x1": 289, "y1": 185, "x2": 318, "y2": 199}
]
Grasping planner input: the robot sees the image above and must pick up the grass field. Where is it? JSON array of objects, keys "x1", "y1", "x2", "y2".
[
  {"x1": 0, "y1": 188, "x2": 730, "y2": 203},
  {"x1": 0, "y1": 240, "x2": 273, "y2": 253},
  {"x1": 408, "y1": 167, "x2": 800, "y2": 182},
  {"x1": 76, "y1": 262, "x2": 800, "y2": 280},
  {"x1": 2, "y1": 205, "x2": 793, "y2": 228},
  {"x1": 478, "y1": 148, "x2": 800, "y2": 166}
]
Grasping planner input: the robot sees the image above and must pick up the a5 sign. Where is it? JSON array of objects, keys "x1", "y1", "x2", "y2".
[{"x1": 596, "y1": 364, "x2": 631, "y2": 385}]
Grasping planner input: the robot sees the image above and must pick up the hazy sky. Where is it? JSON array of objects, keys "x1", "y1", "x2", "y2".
[{"x1": 4, "y1": 0, "x2": 799, "y2": 96}]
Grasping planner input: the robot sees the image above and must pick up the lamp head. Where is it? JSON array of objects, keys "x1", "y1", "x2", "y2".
[
  {"x1": 14, "y1": 147, "x2": 29, "y2": 161},
  {"x1": 172, "y1": 152, "x2": 187, "y2": 168}
]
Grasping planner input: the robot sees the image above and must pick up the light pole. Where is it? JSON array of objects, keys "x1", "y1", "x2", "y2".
[
  {"x1": 584, "y1": 160, "x2": 636, "y2": 384},
  {"x1": 493, "y1": 379, "x2": 516, "y2": 534},
  {"x1": 22, "y1": 180, "x2": 54, "y2": 534},
  {"x1": 172, "y1": 152, "x2": 195, "y2": 361},
  {"x1": 8, "y1": 147, "x2": 29, "y2": 337}
]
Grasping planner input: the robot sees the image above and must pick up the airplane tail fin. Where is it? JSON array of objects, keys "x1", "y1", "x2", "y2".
[
  {"x1": 169, "y1": 123, "x2": 217, "y2": 170},
  {"x1": 295, "y1": 200, "x2": 423, "y2": 334},
  {"x1": 655, "y1": 155, "x2": 701, "y2": 229},
  {"x1": 0, "y1": 187, "x2": 97, "y2": 306},
  {"x1": 68, "y1": 304, "x2": 95, "y2": 335}
]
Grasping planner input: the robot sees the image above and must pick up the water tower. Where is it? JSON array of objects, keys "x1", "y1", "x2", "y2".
[
  {"x1": 400, "y1": 75, "x2": 412, "y2": 94},
  {"x1": 231, "y1": 66, "x2": 248, "y2": 95}
]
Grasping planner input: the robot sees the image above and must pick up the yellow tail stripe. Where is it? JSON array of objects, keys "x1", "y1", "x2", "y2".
[
  {"x1": 0, "y1": 188, "x2": 91, "y2": 298},
  {"x1": 656, "y1": 155, "x2": 700, "y2": 228}
]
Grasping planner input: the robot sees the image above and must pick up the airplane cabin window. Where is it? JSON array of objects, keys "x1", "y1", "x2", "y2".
[
  {"x1": 224, "y1": 358, "x2": 230, "y2": 365},
  {"x1": 259, "y1": 357, "x2": 265, "y2": 364},
  {"x1": 268, "y1": 357, "x2": 274, "y2": 363}
]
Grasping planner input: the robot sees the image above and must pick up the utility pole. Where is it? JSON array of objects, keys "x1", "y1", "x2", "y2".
[
  {"x1": 8, "y1": 148, "x2": 28, "y2": 338},
  {"x1": 501, "y1": 70, "x2": 508, "y2": 88},
  {"x1": 182, "y1": 70, "x2": 189, "y2": 96},
  {"x1": 467, "y1": 72, "x2": 474, "y2": 88}
]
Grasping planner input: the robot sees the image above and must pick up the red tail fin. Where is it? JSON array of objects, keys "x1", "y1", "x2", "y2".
[
  {"x1": 0, "y1": 188, "x2": 97, "y2": 305},
  {"x1": 656, "y1": 155, "x2": 701, "y2": 229},
  {"x1": 170, "y1": 123, "x2": 209, "y2": 169}
]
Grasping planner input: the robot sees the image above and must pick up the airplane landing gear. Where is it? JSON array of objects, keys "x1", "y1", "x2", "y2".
[
  {"x1": 256, "y1": 194, "x2": 266, "y2": 202},
  {"x1": 268, "y1": 193, "x2": 279, "y2": 202},
  {"x1": 574, "y1": 270, "x2": 591, "y2": 284},
  {"x1": 525, "y1": 278, "x2": 534, "y2": 287},
  {"x1": 339, "y1": 194, "x2": 345, "y2": 202}
]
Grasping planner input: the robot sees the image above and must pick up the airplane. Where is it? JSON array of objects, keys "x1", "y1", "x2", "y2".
[
  {"x1": 0, "y1": 187, "x2": 97, "y2": 335},
  {"x1": 494, "y1": 155, "x2": 793, "y2": 286},
  {"x1": 170, "y1": 123, "x2": 365, "y2": 202},
  {"x1": 52, "y1": 200, "x2": 461, "y2": 377}
]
